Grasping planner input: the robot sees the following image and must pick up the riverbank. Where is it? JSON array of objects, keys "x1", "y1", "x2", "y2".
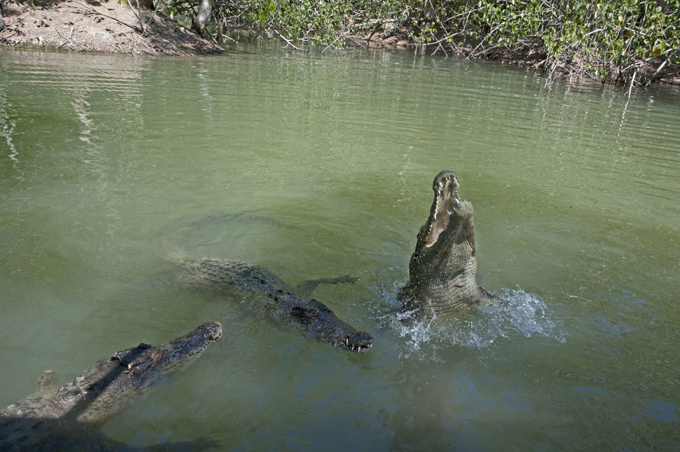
[
  {"x1": 1, "y1": 0, "x2": 678, "y2": 87},
  {"x1": 0, "y1": 0, "x2": 221, "y2": 55},
  {"x1": 450, "y1": 37, "x2": 680, "y2": 87}
]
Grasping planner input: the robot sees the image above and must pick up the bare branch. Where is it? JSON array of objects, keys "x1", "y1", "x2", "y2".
[{"x1": 272, "y1": 28, "x2": 305, "y2": 51}]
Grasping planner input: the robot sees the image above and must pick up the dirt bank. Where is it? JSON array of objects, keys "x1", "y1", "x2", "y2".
[{"x1": 0, "y1": 0, "x2": 222, "y2": 55}]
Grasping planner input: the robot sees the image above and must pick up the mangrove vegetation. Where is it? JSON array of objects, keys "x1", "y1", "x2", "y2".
[{"x1": 161, "y1": 0, "x2": 679, "y2": 85}]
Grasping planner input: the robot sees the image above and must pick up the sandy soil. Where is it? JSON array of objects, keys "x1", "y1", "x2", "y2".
[{"x1": 0, "y1": 0, "x2": 222, "y2": 55}]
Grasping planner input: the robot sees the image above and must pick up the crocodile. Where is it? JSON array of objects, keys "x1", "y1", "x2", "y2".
[
  {"x1": 166, "y1": 256, "x2": 373, "y2": 353},
  {"x1": 399, "y1": 170, "x2": 500, "y2": 319},
  {"x1": 0, "y1": 322, "x2": 222, "y2": 451},
  {"x1": 165, "y1": 171, "x2": 494, "y2": 343}
]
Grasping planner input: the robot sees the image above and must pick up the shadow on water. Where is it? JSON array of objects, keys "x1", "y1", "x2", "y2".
[{"x1": 0, "y1": 414, "x2": 218, "y2": 452}]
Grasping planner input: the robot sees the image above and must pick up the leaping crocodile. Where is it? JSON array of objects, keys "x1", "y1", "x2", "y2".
[
  {"x1": 0, "y1": 322, "x2": 222, "y2": 451},
  {"x1": 399, "y1": 170, "x2": 501, "y2": 319}
]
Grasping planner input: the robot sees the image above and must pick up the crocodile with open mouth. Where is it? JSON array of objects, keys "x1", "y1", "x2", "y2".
[{"x1": 399, "y1": 170, "x2": 500, "y2": 319}]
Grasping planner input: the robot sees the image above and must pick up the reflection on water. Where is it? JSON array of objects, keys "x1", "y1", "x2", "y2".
[{"x1": 1, "y1": 45, "x2": 679, "y2": 450}]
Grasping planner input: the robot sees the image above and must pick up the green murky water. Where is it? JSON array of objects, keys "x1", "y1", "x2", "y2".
[{"x1": 1, "y1": 44, "x2": 679, "y2": 450}]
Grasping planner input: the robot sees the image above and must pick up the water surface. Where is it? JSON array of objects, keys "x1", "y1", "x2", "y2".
[{"x1": 1, "y1": 45, "x2": 679, "y2": 450}]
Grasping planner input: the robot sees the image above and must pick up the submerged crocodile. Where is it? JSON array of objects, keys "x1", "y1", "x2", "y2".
[
  {"x1": 166, "y1": 256, "x2": 373, "y2": 353},
  {"x1": 399, "y1": 170, "x2": 500, "y2": 319},
  {"x1": 0, "y1": 322, "x2": 222, "y2": 451}
]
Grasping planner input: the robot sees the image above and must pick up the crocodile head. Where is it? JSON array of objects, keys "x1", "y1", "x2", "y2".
[
  {"x1": 67, "y1": 322, "x2": 223, "y2": 422},
  {"x1": 400, "y1": 171, "x2": 496, "y2": 318},
  {"x1": 1, "y1": 323, "x2": 222, "y2": 422},
  {"x1": 291, "y1": 300, "x2": 373, "y2": 353},
  {"x1": 111, "y1": 321, "x2": 223, "y2": 379},
  {"x1": 0, "y1": 323, "x2": 223, "y2": 450}
]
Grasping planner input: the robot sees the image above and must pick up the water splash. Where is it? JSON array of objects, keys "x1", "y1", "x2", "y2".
[
  {"x1": 377, "y1": 288, "x2": 566, "y2": 359},
  {"x1": 491, "y1": 288, "x2": 567, "y2": 342}
]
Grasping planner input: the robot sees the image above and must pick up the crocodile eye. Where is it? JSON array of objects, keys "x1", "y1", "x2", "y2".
[{"x1": 291, "y1": 306, "x2": 318, "y2": 319}]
